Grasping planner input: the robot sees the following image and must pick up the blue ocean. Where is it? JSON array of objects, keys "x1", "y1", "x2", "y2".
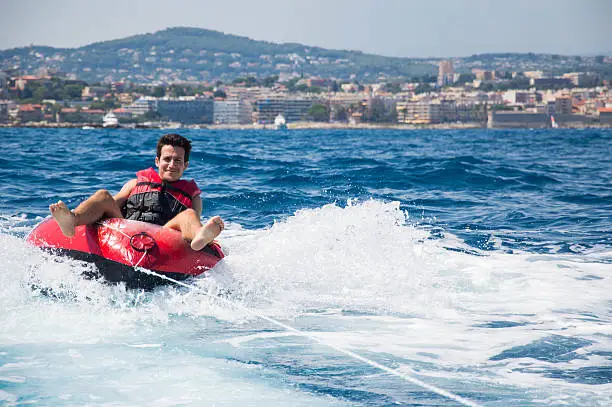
[{"x1": 0, "y1": 127, "x2": 610, "y2": 406}]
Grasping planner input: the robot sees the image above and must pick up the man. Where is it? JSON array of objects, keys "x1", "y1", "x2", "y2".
[{"x1": 49, "y1": 133, "x2": 224, "y2": 251}]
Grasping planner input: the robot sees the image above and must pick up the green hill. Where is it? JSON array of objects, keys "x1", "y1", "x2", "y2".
[
  {"x1": 1, "y1": 27, "x2": 609, "y2": 84},
  {"x1": 0, "y1": 27, "x2": 436, "y2": 83}
]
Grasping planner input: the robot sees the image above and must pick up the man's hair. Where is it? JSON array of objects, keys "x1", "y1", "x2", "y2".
[{"x1": 156, "y1": 133, "x2": 192, "y2": 162}]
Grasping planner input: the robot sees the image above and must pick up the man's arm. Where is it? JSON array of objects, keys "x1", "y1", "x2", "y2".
[
  {"x1": 113, "y1": 179, "x2": 137, "y2": 208},
  {"x1": 191, "y1": 195, "x2": 203, "y2": 217}
]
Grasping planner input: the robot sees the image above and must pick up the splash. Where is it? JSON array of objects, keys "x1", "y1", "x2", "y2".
[{"x1": 1, "y1": 200, "x2": 610, "y2": 406}]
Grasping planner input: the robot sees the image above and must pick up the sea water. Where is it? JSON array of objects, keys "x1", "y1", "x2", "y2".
[{"x1": 0, "y1": 128, "x2": 610, "y2": 406}]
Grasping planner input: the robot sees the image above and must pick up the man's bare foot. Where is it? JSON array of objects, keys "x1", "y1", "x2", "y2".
[
  {"x1": 49, "y1": 200, "x2": 77, "y2": 237},
  {"x1": 191, "y1": 216, "x2": 224, "y2": 251}
]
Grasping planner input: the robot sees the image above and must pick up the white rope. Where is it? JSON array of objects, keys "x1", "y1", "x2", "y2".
[
  {"x1": 134, "y1": 268, "x2": 483, "y2": 407},
  {"x1": 94, "y1": 220, "x2": 481, "y2": 406},
  {"x1": 96, "y1": 220, "x2": 131, "y2": 240},
  {"x1": 96, "y1": 221, "x2": 149, "y2": 268},
  {"x1": 133, "y1": 250, "x2": 149, "y2": 268}
]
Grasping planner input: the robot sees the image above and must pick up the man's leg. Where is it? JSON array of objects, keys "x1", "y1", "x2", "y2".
[
  {"x1": 164, "y1": 209, "x2": 224, "y2": 251},
  {"x1": 49, "y1": 189, "x2": 123, "y2": 237}
]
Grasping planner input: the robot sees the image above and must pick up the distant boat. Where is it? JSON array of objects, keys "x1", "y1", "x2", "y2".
[
  {"x1": 138, "y1": 121, "x2": 161, "y2": 129},
  {"x1": 103, "y1": 111, "x2": 119, "y2": 128},
  {"x1": 161, "y1": 121, "x2": 182, "y2": 130},
  {"x1": 274, "y1": 113, "x2": 287, "y2": 130},
  {"x1": 550, "y1": 115, "x2": 559, "y2": 129},
  {"x1": 82, "y1": 125, "x2": 96, "y2": 130}
]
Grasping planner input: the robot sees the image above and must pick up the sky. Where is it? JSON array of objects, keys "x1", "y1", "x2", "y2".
[{"x1": 1, "y1": 0, "x2": 611, "y2": 58}]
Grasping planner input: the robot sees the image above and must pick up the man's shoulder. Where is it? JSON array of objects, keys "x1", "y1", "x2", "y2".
[
  {"x1": 183, "y1": 178, "x2": 201, "y2": 195},
  {"x1": 122, "y1": 178, "x2": 138, "y2": 192},
  {"x1": 136, "y1": 168, "x2": 158, "y2": 180}
]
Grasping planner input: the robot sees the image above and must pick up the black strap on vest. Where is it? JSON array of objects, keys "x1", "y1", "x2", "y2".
[{"x1": 135, "y1": 181, "x2": 194, "y2": 202}]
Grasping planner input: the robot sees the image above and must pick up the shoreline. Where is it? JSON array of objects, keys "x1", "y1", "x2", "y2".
[{"x1": 0, "y1": 122, "x2": 609, "y2": 130}]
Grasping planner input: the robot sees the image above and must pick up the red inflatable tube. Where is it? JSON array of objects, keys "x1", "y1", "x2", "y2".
[{"x1": 27, "y1": 217, "x2": 225, "y2": 289}]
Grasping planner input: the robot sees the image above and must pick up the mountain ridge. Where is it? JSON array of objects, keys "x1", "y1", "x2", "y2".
[
  {"x1": 4, "y1": 27, "x2": 609, "y2": 58},
  {"x1": 0, "y1": 26, "x2": 607, "y2": 83}
]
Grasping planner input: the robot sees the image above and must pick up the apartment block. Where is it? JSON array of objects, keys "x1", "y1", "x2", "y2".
[
  {"x1": 488, "y1": 111, "x2": 549, "y2": 128},
  {"x1": 562, "y1": 72, "x2": 599, "y2": 87},
  {"x1": 0, "y1": 100, "x2": 8, "y2": 123},
  {"x1": 554, "y1": 96, "x2": 573, "y2": 115},
  {"x1": 472, "y1": 69, "x2": 496, "y2": 81},
  {"x1": 17, "y1": 104, "x2": 44, "y2": 123},
  {"x1": 396, "y1": 100, "x2": 485, "y2": 124},
  {"x1": 503, "y1": 90, "x2": 538, "y2": 105},
  {"x1": 126, "y1": 97, "x2": 157, "y2": 116},
  {"x1": 255, "y1": 97, "x2": 319, "y2": 123},
  {"x1": 530, "y1": 78, "x2": 573, "y2": 88},
  {"x1": 396, "y1": 101, "x2": 442, "y2": 124},
  {"x1": 213, "y1": 99, "x2": 253, "y2": 124},
  {"x1": 438, "y1": 60, "x2": 455, "y2": 86},
  {"x1": 598, "y1": 108, "x2": 612, "y2": 125},
  {"x1": 0, "y1": 72, "x2": 7, "y2": 98},
  {"x1": 157, "y1": 97, "x2": 214, "y2": 124}
]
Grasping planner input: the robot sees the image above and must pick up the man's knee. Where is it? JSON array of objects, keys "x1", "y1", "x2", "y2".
[
  {"x1": 165, "y1": 208, "x2": 199, "y2": 230},
  {"x1": 93, "y1": 189, "x2": 114, "y2": 201},
  {"x1": 168, "y1": 208, "x2": 198, "y2": 223},
  {"x1": 181, "y1": 208, "x2": 198, "y2": 218}
]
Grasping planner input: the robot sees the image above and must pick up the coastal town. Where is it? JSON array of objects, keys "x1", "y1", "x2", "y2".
[{"x1": 1, "y1": 54, "x2": 611, "y2": 129}]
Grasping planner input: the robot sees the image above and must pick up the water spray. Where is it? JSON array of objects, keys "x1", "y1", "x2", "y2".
[{"x1": 135, "y1": 267, "x2": 483, "y2": 407}]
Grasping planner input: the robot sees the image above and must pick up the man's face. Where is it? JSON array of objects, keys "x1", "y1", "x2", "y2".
[{"x1": 155, "y1": 144, "x2": 188, "y2": 182}]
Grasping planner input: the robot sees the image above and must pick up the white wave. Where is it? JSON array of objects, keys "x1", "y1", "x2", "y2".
[{"x1": 0, "y1": 200, "x2": 610, "y2": 405}]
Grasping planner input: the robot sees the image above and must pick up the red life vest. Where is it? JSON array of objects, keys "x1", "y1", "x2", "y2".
[{"x1": 123, "y1": 167, "x2": 201, "y2": 226}]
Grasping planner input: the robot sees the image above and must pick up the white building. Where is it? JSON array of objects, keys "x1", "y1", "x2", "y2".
[
  {"x1": 213, "y1": 99, "x2": 253, "y2": 124},
  {"x1": 126, "y1": 97, "x2": 158, "y2": 116},
  {"x1": 0, "y1": 72, "x2": 8, "y2": 98}
]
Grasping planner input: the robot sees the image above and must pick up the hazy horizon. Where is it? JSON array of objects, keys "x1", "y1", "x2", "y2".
[
  {"x1": 2, "y1": 0, "x2": 611, "y2": 58},
  {"x1": 2, "y1": 25, "x2": 611, "y2": 59}
]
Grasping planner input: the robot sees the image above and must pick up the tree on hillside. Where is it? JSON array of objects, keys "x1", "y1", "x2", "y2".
[
  {"x1": 285, "y1": 77, "x2": 300, "y2": 92},
  {"x1": 331, "y1": 105, "x2": 348, "y2": 122},
  {"x1": 508, "y1": 77, "x2": 530, "y2": 89},
  {"x1": 478, "y1": 83, "x2": 495, "y2": 92},
  {"x1": 455, "y1": 73, "x2": 476, "y2": 85},
  {"x1": 295, "y1": 83, "x2": 309, "y2": 93},
  {"x1": 152, "y1": 86, "x2": 166, "y2": 97},
  {"x1": 168, "y1": 85, "x2": 186, "y2": 97},
  {"x1": 64, "y1": 84, "x2": 84, "y2": 99},
  {"x1": 307, "y1": 103, "x2": 330, "y2": 122},
  {"x1": 143, "y1": 110, "x2": 162, "y2": 120},
  {"x1": 383, "y1": 82, "x2": 402, "y2": 93},
  {"x1": 244, "y1": 76, "x2": 258, "y2": 87},
  {"x1": 364, "y1": 98, "x2": 385, "y2": 123},
  {"x1": 262, "y1": 75, "x2": 279, "y2": 87},
  {"x1": 415, "y1": 83, "x2": 433, "y2": 94},
  {"x1": 416, "y1": 74, "x2": 437, "y2": 83},
  {"x1": 233, "y1": 76, "x2": 259, "y2": 87},
  {"x1": 89, "y1": 99, "x2": 120, "y2": 110}
]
